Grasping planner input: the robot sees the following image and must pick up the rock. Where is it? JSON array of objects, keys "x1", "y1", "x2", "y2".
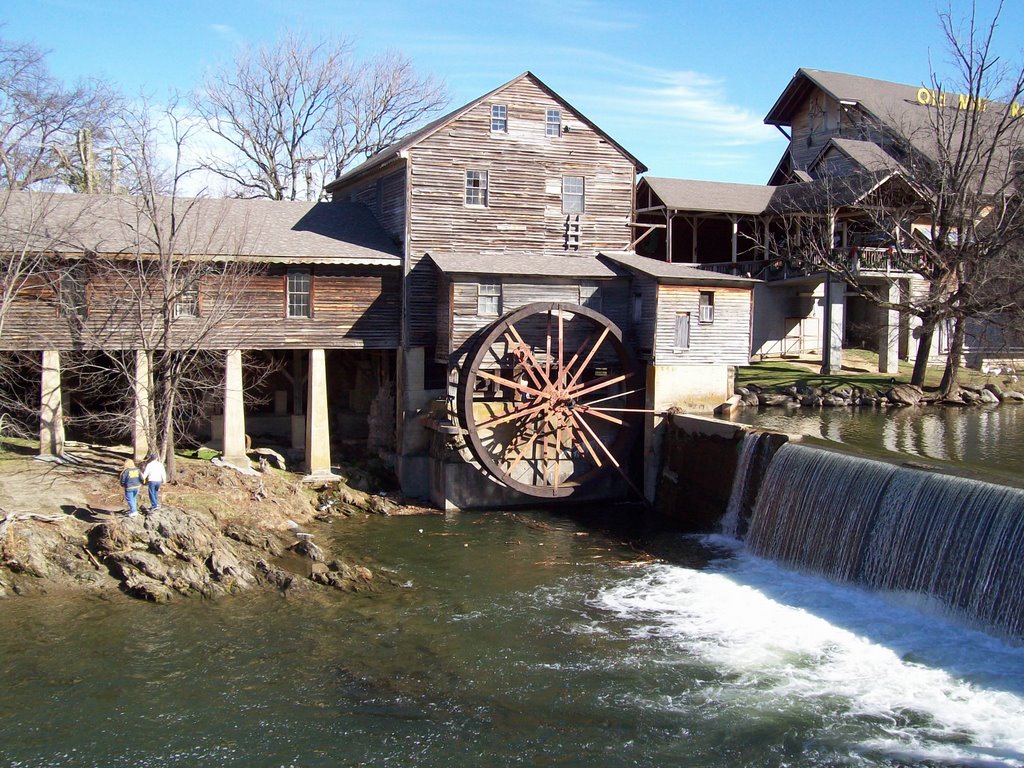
[
  {"x1": 1003, "y1": 390, "x2": 1024, "y2": 402},
  {"x1": 735, "y1": 387, "x2": 751, "y2": 397},
  {"x1": 979, "y1": 389, "x2": 1000, "y2": 404},
  {"x1": 740, "y1": 392, "x2": 760, "y2": 407},
  {"x1": 886, "y1": 383, "x2": 924, "y2": 406},
  {"x1": 292, "y1": 539, "x2": 325, "y2": 562},
  {"x1": 985, "y1": 382, "x2": 1004, "y2": 399},
  {"x1": 822, "y1": 395, "x2": 846, "y2": 407},
  {"x1": 758, "y1": 393, "x2": 793, "y2": 407},
  {"x1": 961, "y1": 389, "x2": 980, "y2": 403},
  {"x1": 800, "y1": 394, "x2": 822, "y2": 407},
  {"x1": 250, "y1": 447, "x2": 287, "y2": 470}
]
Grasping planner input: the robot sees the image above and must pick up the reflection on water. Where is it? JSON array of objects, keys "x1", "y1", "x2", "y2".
[
  {"x1": 730, "y1": 405, "x2": 1024, "y2": 482},
  {"x1": 3, "y1": 512, "x2": 1024, "y2": 766}
]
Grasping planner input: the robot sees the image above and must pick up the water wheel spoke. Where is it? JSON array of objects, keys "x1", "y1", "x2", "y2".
[
  {"x1": 475, "y1": 368, "x2": 547, "y2": 400},
  {"x1": 504, "y1": 333, "x2": 546, "y2": 391},
  {"x1": 505, "y1": 324, "x2": 554, "y2": 390},
  {"x1": 578, "y1": 387, "x2": 646, "y2": 408},
  {"x1": 565, "y1": 327, "x2": 611, "y2": 389},
  {"x1": 567, "y1": 412, "x2": 603, "y2": 468},
  {"x1": 475, "y1": 399, "x2": 550, "y2": 430},
  {"x1": 573, "y1": 411, "x2": 621, "y2": 469},
  {"x1": 577, "y1": 406, "x2": 624, "y2": 426},
  {"x1": 569, "y1": 372, "x2": 631, "y2": 400}
]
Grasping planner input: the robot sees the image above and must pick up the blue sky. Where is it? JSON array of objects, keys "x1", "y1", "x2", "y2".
[{"x1": 4, "y1": 0, "x2": 1022, "y2": 185}]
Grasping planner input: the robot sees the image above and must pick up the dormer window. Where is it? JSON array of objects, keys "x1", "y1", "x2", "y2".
[
  {"x1": 491, "y1": 105, "x2": 507, "y2": 132},
  {"x1": 546, "y1": 109, "x2": 561, "y2": 137}
]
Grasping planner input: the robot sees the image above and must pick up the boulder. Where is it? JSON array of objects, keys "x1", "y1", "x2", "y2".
[
  {"x1": 758, "y1": 393, "x2": 793, "y2": 407},
  {"x1": 979, "y1": 389, "x2": 1000, "y2": 405},
  {"x1": 985, "y1": 382, "x2": 1005, "y2": 399},
  {"x1": 1003, "y1": 390, "x2": 1024, "y2": 402},
  {"x1": 886, "y1": 384, "x2": 924, "y2": 406}
]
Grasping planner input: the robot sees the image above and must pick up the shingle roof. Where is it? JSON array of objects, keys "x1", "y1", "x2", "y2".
[
  {"x1": 325, "y1": 71, "x2": 646, "y2": 192},
  {"x1": 0, "y1": 191, "x2": 402, "y2": 265},
  {"x1": 641, "y1": 177, "x2": 778, "y2": 215},
  {"x1": 427, "y1": 252, "x2": 624, "y2": 278},
  {"x1": 599, "y1": 251, "x2": 758, "y2": 286},
  {"x1": 817, "y1": 138, "x2": 906, "y2": 175}
]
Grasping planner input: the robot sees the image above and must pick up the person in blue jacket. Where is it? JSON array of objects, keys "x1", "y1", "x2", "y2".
[{"x1": 119, "y1": 458, "x2": 143, "y2": 518}]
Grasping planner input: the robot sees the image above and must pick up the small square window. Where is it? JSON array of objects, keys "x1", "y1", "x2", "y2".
[
  {"x1": 174, "y1": 282, "x2": 199, "y2": 318},
  {"x1": 466, "y1": 170, "x2": 489, "y2": 206},
  {"x1": 699, "y1": 291, "x2": 715, "y2": 324},
  {"x1": 675, "y1": 313, "x2": 691, "y2": 350},
  {"x1": 491, "y1": 104, "x2": 507, "y2": 132},
  {"x1": 546, "y1": 109, "x2": 561, "y2": 137},
  {"x1": 563, "y1": 176, "x2": 585, "y2": 214},
  {"x1": 287, "y1": 269, "x2": 311, "y2": 318},
  {"x1": 478, "y1": 281, "x2": 501, "y2": 316}
]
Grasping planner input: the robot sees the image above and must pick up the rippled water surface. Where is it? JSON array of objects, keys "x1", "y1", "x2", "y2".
[
  {"x1": 3, "y1": 512, "x2": 1024, "y2": 766},
  {"x1": 730, "y1": 404, "x2": 1024, "y2": 483}
]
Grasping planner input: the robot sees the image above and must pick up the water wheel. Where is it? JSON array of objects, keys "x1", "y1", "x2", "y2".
[{"x1": 456, "y1": 302, "x2": 643, "y2": 498}]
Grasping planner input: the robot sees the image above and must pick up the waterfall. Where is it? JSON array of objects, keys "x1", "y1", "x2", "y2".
[
  {"x1": 720, "y1": 432, "x2": 767, "y2": 538},
  {"x1": 746, "y1": 443, "x2": 1024, "y2": 639}
]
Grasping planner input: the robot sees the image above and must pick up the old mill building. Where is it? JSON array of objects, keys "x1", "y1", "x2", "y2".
[{"x1": 2, "y1": 68, "x2": 1015, "y2": 508}]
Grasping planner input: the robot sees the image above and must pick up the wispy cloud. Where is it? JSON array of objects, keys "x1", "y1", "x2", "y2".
[{"x1": 209, "y1": 24, "x2": 243, "y2": 47}]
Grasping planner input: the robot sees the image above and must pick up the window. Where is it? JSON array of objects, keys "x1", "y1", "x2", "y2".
[
  {"x1": 632, "y1": 292, "x2": 643, "y2": 324},
  {"x1": 562, "y1": 175, "x2": 585, "y2": 214},
  {"x1": 546, "y1": 109, "x2": 561, "y2": 137},
  {"x1": 478, "y1": 281, "x2": 501, "y2": 316},
  {"x1": 465, "y1": 170, "x2": 489, "y2": 206},
  {"x1": 699, "y1": 291, "x2": 715, "y2": 324},
  {"x1": 287, "y1": 269, "x2": 311, "y2": 318},
  {"x1": 491, "y1": 104, "x2": 507, "y2": 132},
  {"x1": 674, "y1": 313, "x2": 691, "y2": 350},
  {"x1": 173, "y1": 281, "x2": 199, "y2": 318},
  {"x1": 579, "y1": 282, "x2": 601, "y2": 312}
]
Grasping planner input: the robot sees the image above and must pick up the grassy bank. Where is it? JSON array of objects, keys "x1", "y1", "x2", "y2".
[{"x1": 735, "y1": 349, "x2": 994, "y2": 395}]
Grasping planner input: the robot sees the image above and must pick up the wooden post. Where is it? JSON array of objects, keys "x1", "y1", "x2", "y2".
[{"x1": 132, "y1": 348, "x2": 152, "y2": 461}]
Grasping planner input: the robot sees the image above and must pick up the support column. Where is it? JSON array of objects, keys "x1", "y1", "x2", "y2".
[
  {"x1": 820, "y1": 277, "x2": 846, "y2": 374},
  {"x1": 222, "y1": 349, "x2": 249, "y2": 468},
  {"x1": 665, "y1": 210, "x2": 673, "y2": 263},
  {"x1": 878, "y1": 280, "x2": 900, "y2": 375},
  {"x1": 304, "y1": 348, "x2": 332, "y2": 475},
  {"x1": 730, "y1": 216, "x2": 739, "y2": 263},
  {"x1": 38, "y1": 350, "x2": 65, "y2": 457},
  {"x1": 132, "y1": 348, "x2": 152, "y2": 461}
]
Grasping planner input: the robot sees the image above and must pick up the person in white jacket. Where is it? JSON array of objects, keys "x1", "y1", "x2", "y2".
[{"x1": 142, "y1": 454, "x2": 167, "y2": 512}]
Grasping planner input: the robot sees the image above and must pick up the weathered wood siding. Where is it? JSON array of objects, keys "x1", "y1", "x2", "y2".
[
  {"x1": 337, "y1": 165, "x2": 407, "y2": 245},
  {"x1": 405, "y1": 78, "x2": 637, "y2": 347},
  {"x1": 653, "y1": 285, "x2": 751, "y2": 366},
  {"x1": 0, "y1": 264, "x2": 400, "y2": 351},
  {"x1": 439, "y1": 277, "x2": 632, "y2": 365}
]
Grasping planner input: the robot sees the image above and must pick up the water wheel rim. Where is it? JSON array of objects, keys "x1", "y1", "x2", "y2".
[{"x1": 456, "y1": 302, "x2": 642, "y2": 498}]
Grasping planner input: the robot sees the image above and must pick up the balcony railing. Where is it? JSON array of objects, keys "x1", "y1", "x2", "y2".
[{"x1": 695, "y1": 247, "x2": 921, "y2": 282}]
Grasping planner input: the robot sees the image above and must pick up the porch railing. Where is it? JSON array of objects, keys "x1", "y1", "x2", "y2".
[{"x1": 694, "y1": 247, "x2": 921, "y2": 282}]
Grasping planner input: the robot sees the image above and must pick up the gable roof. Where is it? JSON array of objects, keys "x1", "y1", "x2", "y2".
[
  {"x1": 812, "y1": 137, "x2": 907, "y2": 175},
  {"x1": 427, "y1": 251, "x2": 624, "y2": 279},
  {"x1": 640, "y1": 176, "x2": 777, "y2": 215},
  {"x1": 765, "y1": 68, "x2": 923, "y2": 129},
  {"x1": 325, "y1": 71, "x2": 646, "y2": 192},
  {"x1": 0, "y1": 191, "x2": 402, "y2": 265}
]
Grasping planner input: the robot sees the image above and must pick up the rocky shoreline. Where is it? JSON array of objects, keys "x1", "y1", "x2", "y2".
[
  {"x1": 733, "y1": 380, "x2": 1024, "y2": 410},
  {"x1": 0, "y1": 443, "x2": 434, "y2": 602}
]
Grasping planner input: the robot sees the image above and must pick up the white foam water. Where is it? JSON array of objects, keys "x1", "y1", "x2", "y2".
[{"x1": 592, "y1": 546, "x2": 1024, "y2": 766}]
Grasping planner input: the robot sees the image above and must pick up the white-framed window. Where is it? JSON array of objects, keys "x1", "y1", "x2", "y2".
[
  {"x1": 287, "y1": 268, "x2": 311, "y2": 318},
  {"x1": 699, "y1": 291, "x2": 715, "y2": 324},
  {"x1": 674, "y1": 312, "x2": 691, "y2": 350},
  {"x1": 477, "y1": 281, "x2": 501, "y2": 316},
  {"x1": 579, "y1": 282, "x2": 601, "y2": 312},
  {"x1": 465, "y1": 170, "x2": 489, "y2": 207},
  {"x1": 490, "y1": 104, "x2": 507, "y2": 132},
  {"x1": 562, "y1": 175, "x2": 585, "y2": 214},
  {"x1": 546, "y1": 109, "x2": 561, "y2": 137},
  {"x1": 173, "y1": 281, "x2": 199, "y2": 319}
]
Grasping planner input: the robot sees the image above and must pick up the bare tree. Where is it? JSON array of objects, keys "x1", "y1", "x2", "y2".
[
  {"x1": 0, "y1": 33, "x2": 120, "y2": 191},
  {"x1": 773, "y1": 2, "x2": 1024, "y2": 395},
  {"x1": 194, "y1": 30, "x2": 447, "y2": 201}
]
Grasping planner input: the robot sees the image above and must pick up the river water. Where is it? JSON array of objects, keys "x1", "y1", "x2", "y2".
[
  {"x1": 4, "y1": 509, "x2": 1024, "y2": 766},
  {"x1": 730, "y1": 403, "x2": 1024, "y2": 485}
]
